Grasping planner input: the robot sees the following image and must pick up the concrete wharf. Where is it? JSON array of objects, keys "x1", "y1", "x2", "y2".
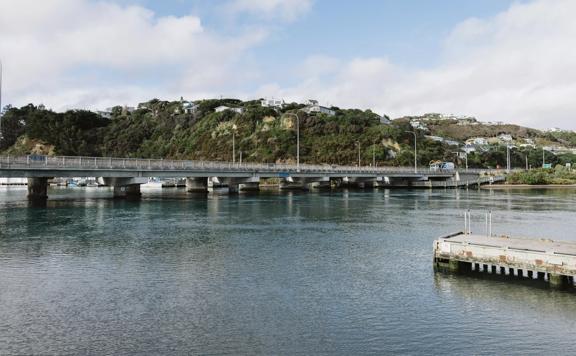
[{"x1": 434, "y1": 232, "x2": 576, "y2": 289}]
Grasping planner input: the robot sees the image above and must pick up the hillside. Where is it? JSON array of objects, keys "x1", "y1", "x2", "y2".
[{"x1": 1, "y1": 100, "x2": 575, "y2": 169}]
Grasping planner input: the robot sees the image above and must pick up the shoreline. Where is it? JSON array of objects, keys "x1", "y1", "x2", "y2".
[{"x1": 483, "y1": 184, "x2": 576, "y2": 189}]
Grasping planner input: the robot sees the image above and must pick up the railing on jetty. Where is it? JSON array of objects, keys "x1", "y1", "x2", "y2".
[{"x1": 434, "y1": 229, "x2": 576, "y2": 289}]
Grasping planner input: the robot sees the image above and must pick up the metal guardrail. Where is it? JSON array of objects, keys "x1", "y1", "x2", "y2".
[{"x1": 0, "y1": 155, "x2": 502, "y2": 175}]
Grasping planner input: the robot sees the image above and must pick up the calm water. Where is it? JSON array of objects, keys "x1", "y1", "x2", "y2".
[{"x1": 1, "y1": 186, "x2": 576, "y2": 355}]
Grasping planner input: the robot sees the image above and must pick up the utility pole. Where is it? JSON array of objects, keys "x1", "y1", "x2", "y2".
[
  {"x1": 356, "y1": 141, "x2": 361, "y2": 167},
  {"x1": 525, "y1": 155, "x2": 528, "y2": 170},
  {"x1": 542, "y1": 148, "x2": 545, "y2": 168},
  {"x1": 506, "y1": 145, "x2": 511, "y2": 173},
  {"x1": 372, "y1": 143, "x2": 376, "y2": 167},
  {"x1": 232, "y1": 124, "x2": 237, "y2": 164}
]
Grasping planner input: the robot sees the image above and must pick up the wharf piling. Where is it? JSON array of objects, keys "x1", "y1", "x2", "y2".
[{"x1": 434, "y1": 232, "x2": 576, "y2": 290}]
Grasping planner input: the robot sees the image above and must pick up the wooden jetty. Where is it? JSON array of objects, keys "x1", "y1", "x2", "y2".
[{"x1": 434, "y1": 231, "x2": 576, "y2": 289}]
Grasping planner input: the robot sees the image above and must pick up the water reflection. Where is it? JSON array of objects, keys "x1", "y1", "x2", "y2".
[{"x1": 2, "y1": 187, "x2": 576, "y2": 354}]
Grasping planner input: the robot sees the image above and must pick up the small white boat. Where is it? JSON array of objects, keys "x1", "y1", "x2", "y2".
[{"x1": 141, "y1": 178, "x2": 164, "y2": 189}]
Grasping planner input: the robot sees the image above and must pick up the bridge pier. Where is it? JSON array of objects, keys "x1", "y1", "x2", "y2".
[
  {"x1": 343, "y1": 177, "x2": 377, "y2": 189},
  {"x1": 101, "y1": 177, "x2": 147, "y2": 199},
  {"x1": 279, "y1": 177, "x2": 330, "y2": 190},
  {"x1": 186, "y1": 177, "x2": 208, "y2": 192},
  {"x1": 27, "y1": 177, "x2": 49, "y2": 201},
  {"x1": 113, "y1": 184, "x2": 141, "y2": 199},
  {"x1": 217, "y1": 177, "x2": 260, "y2": 193}
]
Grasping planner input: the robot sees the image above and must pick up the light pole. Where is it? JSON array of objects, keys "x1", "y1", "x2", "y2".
[
  {"x1": 357, "y1": 141, "x2": 361, "y2": 166},
  {"x1": 372, "y1": 142, "x2": 376, "y2": 167},
  {"x1": 506, "y1": 145, "x2": 516, "y2": 173},
  {"x1": 282, "y1": 112, "x2": 300, "y2": 171},
  {"x1": 232, "y1": 124, "x2": 237, "y2": 164},
  {"x1": 405, "y1": 130, "x2": 417, "y2": 173}
]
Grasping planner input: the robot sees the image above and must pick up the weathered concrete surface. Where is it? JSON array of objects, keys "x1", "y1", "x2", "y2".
[
  {"x1": 434, "y1": 232, "x2": 576, "y2": 288},
  {"x1": 186, "y1": 177, "x2": 208, "y2": 192},
  {"x1": 27, "y1": 177, "x2": 49, "y2": 201},
  {"x1": 113, "y1": 184, "x2": 141, "y2": 199}
]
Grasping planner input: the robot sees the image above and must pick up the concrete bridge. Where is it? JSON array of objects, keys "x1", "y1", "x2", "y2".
[{"x1": 0, "y1": 155, "x2": 503, "y2": 200}]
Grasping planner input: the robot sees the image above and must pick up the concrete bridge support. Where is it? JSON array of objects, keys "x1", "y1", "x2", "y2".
[
  {"x1": 27, "y1": 177, "x2": 49, "y2": 201},
  {"x1": 101, "y1": 177, "x2": 147, "y2": 199},
  {"x1": 218, "y1": 177, "x2": 260, "y2": 193},
  {"x1": 186, "y1": 177, "x2": 208, "y2": 192},
  {"x1": 279, "y1": 176, "x2": 330, "y2": 190},
  {"x1": 113, "y1": 184, "x2": 141, "y2": 199},
  {"x1": 342, "y1": 176, "x2": 377, "y2": 189}
]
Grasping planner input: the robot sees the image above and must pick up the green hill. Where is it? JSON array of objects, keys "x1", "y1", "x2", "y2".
[{"x1": 1, "y1": 100, "x2": 575, "y2": 169}]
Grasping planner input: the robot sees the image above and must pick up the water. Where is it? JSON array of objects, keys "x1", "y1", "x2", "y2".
[{"x1": 1, "y1": 186, "x2": 576, "y2": 355}]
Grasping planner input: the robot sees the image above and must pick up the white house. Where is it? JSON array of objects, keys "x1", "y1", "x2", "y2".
[
  {"x1": 303, "y1": 99, "x2": 335, "y2": 116},
  {"x1": 181, "y1": 101, "x2": 198, "y2": 114},
  {"x1": 261, "y1": 98, "x2": 285, "y2": 108},
  {"x1": 410, "y1": 120, "x2": 428, "y2": 130},
  {"x1": 96, "y1": 110, "x2": 112, "y2": 119},
  {"x1": 466, "y1": 137, "x2": 488, "y2": 146},
  {"x1": 498, "y1": 134, "x2": 513, "y2": 142},
  {"x1": 379, "y1": 115, "x2": 391, "y2": 125},
  {"x1": 215, "y1": 105, "x2": 244, "y2": 114}
]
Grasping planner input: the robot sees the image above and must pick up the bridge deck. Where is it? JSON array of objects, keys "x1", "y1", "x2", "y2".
[{"x1": 0, "y1": 155, "x2": 488, "y2": 179}]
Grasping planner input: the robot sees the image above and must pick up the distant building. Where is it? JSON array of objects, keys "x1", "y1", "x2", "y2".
[
  {"x1": 425, "y1": 135, "x2": 445, "y2": 143},
  {"x1": 96, "y1": 110, "x2": 112, "y2": 119},
  {"x1": 379, "y1": 114, "x2": 391, "y2": 125},
  {"x1": 466, "y1": 137, "x2": 488, "y2": 146},
  {"x1": 261, "y1": 98, "x2": 285, "y2": 108},
  {"x1": 178, "y1": 97, "x2": 198, "y2": 114},
  {"x1": 498, "y1": 134, "x2": 513, "y2": 142},
  {"x1": 463, "y1": 144, "x2": 476, "y2": 154},
  {"x1": 215, "y1": 105, "x2": 244, "y2": 114},
  {"x1": 410, "y1": 120, "x2": 428, "y2": 130},
  {"x1": 303, "y1": 99, "x2": 335, "y2": 116}
]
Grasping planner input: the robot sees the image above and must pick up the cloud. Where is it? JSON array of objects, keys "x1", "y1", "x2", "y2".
[
  {"x1": 259, "y1": 0, "x2": 576, "y2": 129},
  {"x1": 0, "y1": 0, "x2": 268, "y2": 110},
  {"x1": 224, "y1": 0, "x2": 313, "y2": 22}
]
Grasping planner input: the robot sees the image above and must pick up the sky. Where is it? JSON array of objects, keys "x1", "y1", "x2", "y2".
[{"x1": 1, "y1": 0, "x2": 575, "y2": 129}]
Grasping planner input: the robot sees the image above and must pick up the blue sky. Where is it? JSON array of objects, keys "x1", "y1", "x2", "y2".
[{"x1": 1, "y1": 0, "x2": 574, "y2": 129}]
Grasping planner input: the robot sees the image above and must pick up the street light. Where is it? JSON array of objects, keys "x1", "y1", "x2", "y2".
[
  {"x1": 282, "y1": 112, "x2": 301, "y2": 171},
  {"x1": 506, "y1": 145, "x2": 516, "y2": 173},
  {"x1": 232, "y1": 124, "x2": 237, "y2": 164},
  {"x1": 356, "y1": 141, "x2": 361, "y2": 167},
  {"x1": 405, "y1": 130, "x2": 417, "y2": 173},
  {"x1": 372, "y1": 142, "x2": 376, "y2": 167}
]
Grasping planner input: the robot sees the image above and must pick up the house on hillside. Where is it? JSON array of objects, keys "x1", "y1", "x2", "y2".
[
  {"x1": 261, "y1": 98, "x2": 285, "y2": 108},
  {"x1": 178, "y1": 97, "x2": 198, "y2": 114},
  {"x1": 498, "y1": 134, "x2": 513, "y2": 143},
  {"x1": 96, "y1": 110, "x2": 112, "y2": 119},
  {"x1": 215, "y1": 105, "x2": 244, "y2": 114},
  {"x1": 303, "y1": 99, "x2": 335, "y2": 116},
  {"x1": 466, "y1": 137, "x2": 488, "y2": 146},
  {"x1": 379, "y1": 114, "x2": 391, "y2": 125},
  {"x1": 410, "y1": 119, "x2": 428, "y2": 130}
]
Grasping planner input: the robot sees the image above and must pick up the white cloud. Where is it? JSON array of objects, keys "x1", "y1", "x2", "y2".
[
  {"x1": 225, "y1": 0, "x2": 313, "y2": 22},
  {"x1": 0, "y1": 0, "x2": 268, "y2": 109},
  {"x1": 260, "y1": 0, "x2": 576, "y2": 129}
]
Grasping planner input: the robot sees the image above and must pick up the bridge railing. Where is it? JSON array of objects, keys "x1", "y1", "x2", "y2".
[{"x1": 0, "y1": 154, "x2": 506, "y2": 175}]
